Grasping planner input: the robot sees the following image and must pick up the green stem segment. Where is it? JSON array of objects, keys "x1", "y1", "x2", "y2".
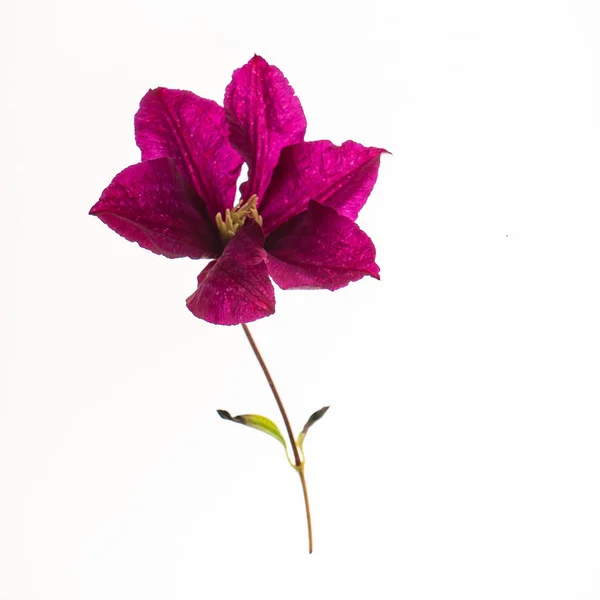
[{"x1": 241, "y1": 323, "x2": 313, "y2": 554}]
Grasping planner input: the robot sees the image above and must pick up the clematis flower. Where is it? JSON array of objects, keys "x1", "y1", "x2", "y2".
[{"x1": 90, "y1": 55, "x2": 386, "y2": 325}]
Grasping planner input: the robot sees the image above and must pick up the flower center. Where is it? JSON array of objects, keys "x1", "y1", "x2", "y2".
[{"x1": 215, "y1": 194, "x2": 263, "y2": 245}]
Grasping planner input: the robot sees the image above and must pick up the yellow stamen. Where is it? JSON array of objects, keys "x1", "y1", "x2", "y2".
[{"x1": 215, "y1": 194, "x2": 263, "y2": 244}]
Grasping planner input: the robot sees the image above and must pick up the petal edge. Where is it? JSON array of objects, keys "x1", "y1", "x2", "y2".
[
  {"x1": 90, "y1": 158, "x2": 221, "y2": 259},
  {"x1": 261, "y1": 141, "x2": 388, "y2": 234},
  {"x1": 265, "y1": 201, "x2": 380, "y2": 291},
  {"x1": 224, "y1": 55, "x2": 307, "y2": 200},
  {"x1": 186, "y1": 222, "x2": 275, "y2": 325},
  {"x1": 135, "y1": 88, "x2": 243, "y2": 217}
]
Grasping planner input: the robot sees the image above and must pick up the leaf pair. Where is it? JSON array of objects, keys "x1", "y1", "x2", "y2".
[{"x1": 217, "y1": 406, "x2": 330, "y2": 464}]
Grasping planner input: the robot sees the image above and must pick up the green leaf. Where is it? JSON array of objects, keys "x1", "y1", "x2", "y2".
[
  {"x1": 217, "y1": 409, "x2": 286, "y2": 448},
  {"x1": 297, "y1": 406, "x2": 330, "y2": 451}
]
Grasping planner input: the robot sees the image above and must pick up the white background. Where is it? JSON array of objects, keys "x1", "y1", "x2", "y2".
[{"x1": 2, "y1": 0, "x2": 600, "y2": 598}]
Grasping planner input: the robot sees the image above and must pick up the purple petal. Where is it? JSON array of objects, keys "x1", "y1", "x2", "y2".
[
  {"x1": 224, "y1": 55, "x2": 307, "y2": 200},
  {"x1": 135, "y1": 88, "x2": 243, "y2": 218},
  {"x1": 186, "y1": 222, "x2": 275, "y2": 325},
  {"x1": 261, "y1": 141, "x2": 388, "y2": 234},
  {"x1": 90, "y1": 158, "x2": 221, "y2": 259},
  {"x1": 265, "y1": 201, "x2": 380, "y2": 291}
]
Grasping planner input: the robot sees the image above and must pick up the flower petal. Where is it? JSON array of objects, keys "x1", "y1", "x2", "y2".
[
  {"x1": 260, "y1": 141, "x2": 387, "y2": 234},
  {"x1": 90, "y1": 158, "x2": 220, "y2": 259},
  {"x1": 135, "y1": 88, "x2": 243, "y2": 217},
  {"x1": 265, "y1": 201, "x2": 380, "y2": 291},
  {"x1": 186, "y1": 222, "x2": 275, "y2": 325},
  {"x1": 224, "y1": 55, "x2": 307, "y2": 200}
]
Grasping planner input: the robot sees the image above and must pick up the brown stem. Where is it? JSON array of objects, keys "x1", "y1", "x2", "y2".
[
  {"x1": 241, "y1": 323, "x2": 313, "y2": 553},
  {"x1": 298, "y1": 468, "x2": 313, "y2": 554}
]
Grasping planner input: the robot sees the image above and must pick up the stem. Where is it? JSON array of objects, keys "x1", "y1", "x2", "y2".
[
  {"x1": 241, "y1": 323, "x2": 313, "y2": 554},
  {"x1": 298, "y1": 468, "x2": 313, "y2": 554}
]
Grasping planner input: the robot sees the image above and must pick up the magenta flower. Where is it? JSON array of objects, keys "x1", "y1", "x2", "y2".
[{"x1": 90, "y1": 56, "x2": 386, "y2": 325}]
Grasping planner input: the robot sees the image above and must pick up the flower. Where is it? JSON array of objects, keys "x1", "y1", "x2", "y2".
[{"x1": 90, "y1": 55, "x2": 386, "y2": 325}]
